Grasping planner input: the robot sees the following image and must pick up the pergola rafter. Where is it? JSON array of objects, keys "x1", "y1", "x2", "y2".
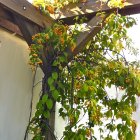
[
  {"x1": 0, "y1": 0, "x2": 54, "y2": 28},
  {"x1": 65, "y1": 15, "x2": 108, "y2": 66},
  {"x1": 56, "y1": 0, "x2": 140, "y2": 25},
  {"x1": 0, "y1": 0, "x2": 140, "y2": 45}
]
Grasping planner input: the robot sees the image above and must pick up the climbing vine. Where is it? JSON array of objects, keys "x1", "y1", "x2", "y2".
[
  {"x1": 28, "y1": 0, "x2": 140, "y2": 140},
  {"x1": 33, "y1": 0, "x2": 80, "y2": 15}
]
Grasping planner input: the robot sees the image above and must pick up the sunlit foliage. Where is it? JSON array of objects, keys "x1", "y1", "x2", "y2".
[{"x1": 28, "y1": 0, "x2": 140, "y2": 140}]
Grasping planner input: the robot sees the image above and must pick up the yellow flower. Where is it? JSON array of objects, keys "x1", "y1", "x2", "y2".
[{"x1": 37, "y1": 39, "x2": 42, "y2": 44}]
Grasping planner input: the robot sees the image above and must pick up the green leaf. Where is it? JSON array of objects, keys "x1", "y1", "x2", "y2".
[
  {"x1": 59, "y1": 56, "x2": 65, "y2": 62},
  {"x1": 43, "y1": 111, "x2": 50, "y2": 119},
  {"x1": 105, "y1": 110, "x2": 112, "y2": 118},
  {"x1": 79, "y1": 134, "x2": 84, "y2": 140},
  {"x1": 46, "y1": 99, "x2": 53, "y2": 110},
  {"x1": 36, "y1": 102, "x2": 43, "y2": 110},
  {"x1": 119, "y1": 76, "x2": 124, "y2": 84},
  {"x1": 57, "y1": 82, "x2": 64, "y2": 89},
  {"x1": 52, "y1": 60, "x2": 59, "y2": 66},
  {"x1": 52, "y1": 90, "x2": 59, "y2": 100},
  {"x1": 48, "y1": 77, "x2": 54, "y2": 86},
  {"x1": 50, "y1": 85, "x2": 55, "y2": 91},
  {"x1": 35, "y1": 110, "x2": 42, "y2": 117},
  {"x1": 117, "y1": 124, "x2": 122, "y2": 131},
  {"x1": 131, "y1": 96, "x2": 136, "y2": 105},
  {"x1": 83, "y1": 84, "x2": 88, "y2": 92},
  {"x1": 64, "y1": 52, "x2": 68, "y2": 57},
  {"x1": 126, "y1": 132, "x2": 135, "y2": 140},
  {"x1": 52, "y1": 72, "x2": 58, "y2": 80},
  {"x1": 42, "y1": 94, "x2": 48, "y2": 103}
]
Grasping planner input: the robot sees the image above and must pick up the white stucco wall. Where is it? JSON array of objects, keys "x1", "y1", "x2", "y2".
[
  {"x1": 0, "y1": 27, "x2": 63, "y2": 140},
  {"x1": 0, "y1": 28, "x2": 33, "y2": 140}
]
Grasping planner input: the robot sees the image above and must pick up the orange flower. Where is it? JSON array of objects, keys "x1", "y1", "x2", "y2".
[
  {"x1": 32, "y1": 36, "x2": 35, "y2": 40},
  {"x1": 37, "y1": 61, "x2": 43, "y2": 64},
  {"x1": 86, "y1": 128, "x2": 91, "y2": 138},
  {"x1": 32, "y1": 33, "x2": 40, "y2": 40},
  {"x1": 54, "y1": 27, "x2": 63, "y2": 35},
  {"x1": 65, "y1": 24, "x2": 69, "y2": 30},
  {"x1": 71, "y1": 43, "x2": 76, "y2": 52},
  {"x1": 45, "y1": 34, "x2": 49, "y2": 40},
  {"x1": 46, "y1": 6, "x2": 54, "y2": 14},
  {"x1": 37, "y1": 39, "x2": 42, "y2": 44},
  {"x1": 60, "y1": 37, "x2": 64, "y2": 44},
  {"x1": 32, "y1": 54, "x2": 38, "y2": 57},
  {"x1": 34, "y1": 33, "x2": 40, "y2": 38}
]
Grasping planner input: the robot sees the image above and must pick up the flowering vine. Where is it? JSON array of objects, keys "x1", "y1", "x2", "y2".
[{"x1": 27, "y1": 0, "x2": 140, "y2": 140}]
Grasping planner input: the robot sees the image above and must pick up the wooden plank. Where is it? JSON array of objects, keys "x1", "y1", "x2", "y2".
[
  {"x1": 63, "y1": 0, "x2": 140, "y2": 62},
  {"x1": 58, "y1": 0, "x2": 140, "y2": 18},
  {"x1": 64, "y1": 14, "x2": 108, "y2": 64},
  {"x1": 13, "y1": 15, "x2": 41, "y2": 45},
  {"x1": 0, "y1": 17, "x2": 22, "y2": 36},
  {"x1": 0, "y1": 0, "x2": 54, "y2": 28},
  {"x1": 73, "y1": 16, "x2": 106, "y2": 56},
  {"x1": 13, "y1": 15, "x2": 47, "y2": 73},
  {"x1": 56, "y1": 0, "x2": 140, "y2": 25},
  {"x1": 55, "y1": 0, "x2": 107, "y2": 19},
  {"x1": 0, "y1": 7, "x2": 15, "y2": 24}
]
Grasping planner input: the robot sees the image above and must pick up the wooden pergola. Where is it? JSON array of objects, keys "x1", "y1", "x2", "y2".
[
  {"x1": 0, "y1": 0, "x2": 140, "y2": 140},
  {"x1": 0, "y1": 0, "x2": 140, "y2": 45}
]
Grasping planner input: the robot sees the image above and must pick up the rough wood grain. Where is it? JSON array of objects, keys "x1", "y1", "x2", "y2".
[
  {"x1": 0, "y1": 17, "x2": 22, "y2": 36},
  {"x1": 62, "y1": 14, "x2": 108, "y2": 67},
  {"x1": 0, "y1": 0, "x2": 54, "y2": 28},
  {"x1": 56, "y1": 0, "x2": 140, "y2": 25},
  {"x1": 0, "y1": 7, "x2": 15, "y2": 23}
]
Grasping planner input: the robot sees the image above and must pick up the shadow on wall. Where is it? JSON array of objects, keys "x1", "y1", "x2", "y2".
[{"x1": 0, "y1": 28, "x2": 33, "y2": 140}]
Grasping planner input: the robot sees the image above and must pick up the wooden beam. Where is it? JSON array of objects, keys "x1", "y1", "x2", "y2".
[
  {"x1": 13, "y1": 14, "x2": 46, "y2": 73},
  {"x1": 56, "y1": 0, "x2": 140, "y2": 25},
  {"x1": 63, "y1": 14, "x2": 108, "y2": 65},
  {"x1": 0, "y1": 7, "x2": 16, "y2": 24},
  {"x1": 13, "y1": 15, "x2": 41, "y2": 45},
  {"x1": 0, "y1": 17, "x2": 22, "y2": 36},
  {"x1": 73, "y1": 16, "x2": 106, "y2": 56},
  {"x1": 0, "y1": 0, "x2": 54, "y2": 28}
]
